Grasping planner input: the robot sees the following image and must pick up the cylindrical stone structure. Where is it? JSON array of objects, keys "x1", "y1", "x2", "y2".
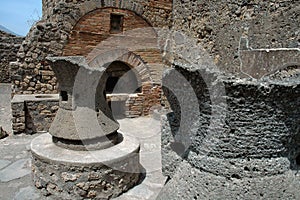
[
  {"x1": 47, "y1": 56, "x2": 120, "y2": 150},
  {"x1": 158, "y1": 65, "x2": 300, "y2": 199},
  {"x1": 31, "y1": 56, "x2": 141, "y2": 199}
]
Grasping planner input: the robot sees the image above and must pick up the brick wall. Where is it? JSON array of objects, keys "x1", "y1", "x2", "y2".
[{"x1": 63, "y1": 8, "x2": 151, "y2": 56}]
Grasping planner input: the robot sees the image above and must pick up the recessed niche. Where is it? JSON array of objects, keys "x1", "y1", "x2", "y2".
[
  {"x1": 60, "y1": 91, "x2": 68, "y2": 102},
  {"x1": 110, "y1": 14, "x2": 123, "y2": 33}
]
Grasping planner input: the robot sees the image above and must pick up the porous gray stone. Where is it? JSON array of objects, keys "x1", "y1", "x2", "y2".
[
  {"x1": 47, "y1": 57, "x2": 119, "y2": 145},
  {"x1": 157, "y1": 161, "x2": 300, "y2": 200},
  {"x1": 159, "y1": 63, "x2": 300, "y2": 199}
]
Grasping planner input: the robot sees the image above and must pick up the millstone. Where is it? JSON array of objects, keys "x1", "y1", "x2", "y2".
[{"x1": 31, "y1": 56, "x2": 141, "y2": 199}]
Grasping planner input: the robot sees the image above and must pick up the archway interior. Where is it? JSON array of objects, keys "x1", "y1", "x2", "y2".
[
  {"x1": 105, "y1": 61, "x2": 141, "y2": 119},
  {"x1": 105, "y1": 61, "x2": 141, "y2": 94}
]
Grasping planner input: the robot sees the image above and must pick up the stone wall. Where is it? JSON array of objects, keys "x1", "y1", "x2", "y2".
[
  {"x1": 32, "y1": 148, "x2": 140, "y2": 199},
  {"x1": 11, "y1": 94, "x2": 59, "y2": 134},
  {"x1": 0, "y1": 30, "x2": 24, "y2": 83},
  {"x1": 11, "y1": 102, "x2": 26, "y2": 134},
  {"x1": 172, "y1": 0, "x2": 300, "y2": 74}
]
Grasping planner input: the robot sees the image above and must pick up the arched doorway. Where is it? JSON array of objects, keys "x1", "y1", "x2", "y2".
[{"x1": 62, "y1": 7, "x2": 166, "y2": 118}]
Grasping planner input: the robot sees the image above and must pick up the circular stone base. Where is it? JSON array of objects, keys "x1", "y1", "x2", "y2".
[{"x1": 31, "y1": 133, "x2": 141, "y2": 199}]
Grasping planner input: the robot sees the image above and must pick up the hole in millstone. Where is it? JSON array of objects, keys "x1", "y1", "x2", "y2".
[
  {"x1": 231, "y1": 174, "x2": 241, "y2": 179},
  {"x1": 244, "y1": 166, "x2": 250, "y2": 171},
  {"x1": 61, "y1": 91, "x2": 68, "y2": 102},
  {"x1": 296, "y1": 154, "x2": 300, "y2": 166}
]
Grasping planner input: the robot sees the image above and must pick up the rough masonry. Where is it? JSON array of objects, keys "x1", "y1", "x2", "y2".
[{"x1": 0, "y1": 30, "x2": 24, "y2": 83}]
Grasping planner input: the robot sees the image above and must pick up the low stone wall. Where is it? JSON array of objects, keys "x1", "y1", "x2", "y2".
[
  {"x1": 11, "y1": 101, "x2": 26, "y2": 134},
  {"x1": 11, "y1": 94, "x2": 59, "y2": 134},
  {"x1": 11, "y1": 86, "x2": 163, "y2": 134}
]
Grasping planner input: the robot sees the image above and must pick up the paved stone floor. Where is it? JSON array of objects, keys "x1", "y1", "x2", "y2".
[
  {"x1": 0, "y1": 84, "x2": 12, "y2": 134},
  {"x1": 0, "y1": 83, "x2": 165, "y2": 200}
]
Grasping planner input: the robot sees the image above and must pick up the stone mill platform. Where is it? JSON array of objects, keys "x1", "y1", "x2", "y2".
[{"x1": 0, "y1": 117, "x2": 165, "y2": 200}]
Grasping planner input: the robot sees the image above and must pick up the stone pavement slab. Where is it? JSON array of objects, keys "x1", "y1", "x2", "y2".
[
  {"x1": 0, "y1": 159, "x2": 31, "y2": 182},
  {"x1": 14, "y1": 186, "x2": 41, "y2": 200},
  {"x1": 0, "y1": 134, "x2": 47, "y2": 200},
  {"x1": 0, "y1": 83, "x2": 12, "y2": 134},
  {"x1": 0, "y1": 160, "x2": 11, "y2": 170}
]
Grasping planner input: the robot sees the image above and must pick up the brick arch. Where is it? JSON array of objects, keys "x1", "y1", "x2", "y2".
[
  {"x1": 76, "y1": 0, "x2": 148, "y2": 26},
  {"x1": 89, "y1": 51, "x2": 152, "y2": 84},
  {"x1": 62, "y1": 7, "x2": 154, "y2": 57}
]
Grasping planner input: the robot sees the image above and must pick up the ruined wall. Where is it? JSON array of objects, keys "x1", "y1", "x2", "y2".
[
  {"x1": 0, "y1": 30, "x2": 24, "y2": 83},
  {"x1": 12, "y1": 0, "x2": 172, "y2": 95},
  {"x1": 11, "y1": 94, "x2": 59, "y2": 134},
  {"x1": 172, "y1": 0, "x2": 300, "y2": 74}
]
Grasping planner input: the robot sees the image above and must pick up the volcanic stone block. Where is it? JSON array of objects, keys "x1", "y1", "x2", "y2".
[
  {"x1": 47, "y1": 56, "x2": 120, "y2": 150},
  {"x1": 159, "y1": 63, "x2": 300, "y2": 199}
]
